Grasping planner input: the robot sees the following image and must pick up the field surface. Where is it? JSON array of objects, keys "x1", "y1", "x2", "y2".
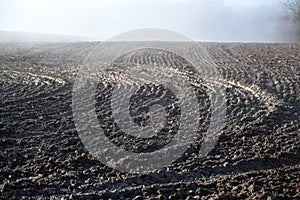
[{"x1": 0, "y1": 42, "x2": 299, "y2": 199}]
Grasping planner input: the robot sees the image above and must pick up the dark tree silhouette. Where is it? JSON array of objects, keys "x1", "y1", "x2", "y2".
[{"x1": 283, "y1": 0, "x2": 300, "y2": 42}]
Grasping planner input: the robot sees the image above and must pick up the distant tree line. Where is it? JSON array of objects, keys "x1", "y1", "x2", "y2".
[{"x1": 283, "y1": 0, "x2": 300, "y2": 42}]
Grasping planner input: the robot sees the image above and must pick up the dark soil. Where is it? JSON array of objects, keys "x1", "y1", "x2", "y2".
[{"x1": 0, "y1": 42, "x2": 299, "y2": 199}]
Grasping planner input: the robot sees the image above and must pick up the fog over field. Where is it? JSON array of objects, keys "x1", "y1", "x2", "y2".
[
  {"x1": 1, "y1": 1, "x2": 300, "y2": 199},
  {"x1": 0, "y1": 0, "x2": 295, "y2": 42}
]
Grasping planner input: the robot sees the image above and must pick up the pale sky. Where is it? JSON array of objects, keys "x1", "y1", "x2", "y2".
[{"x1": 0, "y1": 0, "x2": 294, "y2": 42}]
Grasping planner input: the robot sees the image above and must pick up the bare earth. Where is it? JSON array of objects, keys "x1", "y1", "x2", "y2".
[{"x1": 0, "y1": 42, "x2": 299, "y2": 199}]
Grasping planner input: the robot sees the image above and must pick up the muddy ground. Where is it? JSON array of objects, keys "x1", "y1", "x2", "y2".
[{"x1": 0, "y1": 42, "x2": 299, "y2": 199}]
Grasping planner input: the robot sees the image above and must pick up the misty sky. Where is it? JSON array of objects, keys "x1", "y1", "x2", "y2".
[{"x1": 0, "y1": 0, "x2": 295, "y2": 42}]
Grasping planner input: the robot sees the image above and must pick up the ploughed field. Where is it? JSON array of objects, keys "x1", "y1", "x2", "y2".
[{"x1": 0, "y1": 42, "x2": 299, "y2": 199}]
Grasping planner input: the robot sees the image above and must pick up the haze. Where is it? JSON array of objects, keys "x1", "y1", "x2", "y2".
[{"x1": 0, "y1": 0, "x2": 295, "y2": 42}]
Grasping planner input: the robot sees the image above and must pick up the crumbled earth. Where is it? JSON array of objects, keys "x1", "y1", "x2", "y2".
[{"x1": 0, "y1": 42, "x2": 299, "y2": 199}]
